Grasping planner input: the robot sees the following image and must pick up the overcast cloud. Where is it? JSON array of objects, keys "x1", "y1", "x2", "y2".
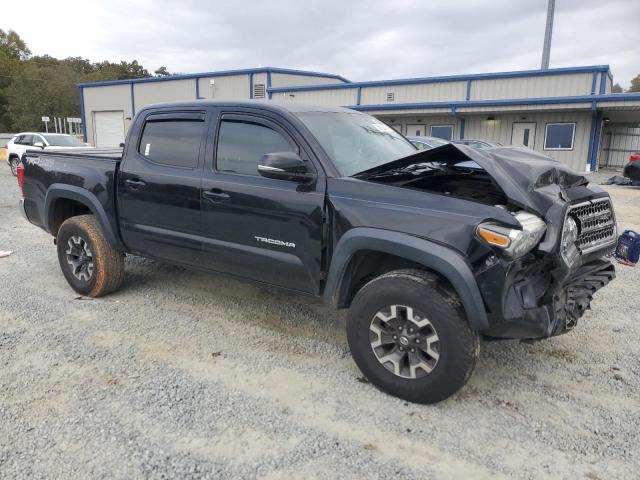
[{"x1": 4, "y1": 0, "x2": 639, "y2": 87}]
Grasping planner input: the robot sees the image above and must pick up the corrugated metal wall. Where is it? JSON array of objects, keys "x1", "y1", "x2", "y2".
[
  {"x1": 600, "y1": 126, "x2": 640, "y2": 168},
  {"x1": 464, "y1": 111, "x2": 592, "y2": 171},
  {"x1": 271, "y1": 73, "x2": 344, "y2": 87},
  {"x1": 380, "y1": 115, "x2": 461, "y2": 138},
  {"x1": 134, "y1": 79, "x2": 195, "y2": 109},
  {"x1": 83, "y1": 84, "x2": 133, "y2": 146},
  {"x1": 197, "y1": 75, "x2": 249, "y2": 100},
  {"x1": 360, "y1": 82, "x2": 466, "y2": 105},
  {"x1": 470, "y1": 73, "x2": 594, "y2": 100},
  {"x1": 270, "y1": 88, "x2": 358, "y2": 105}
]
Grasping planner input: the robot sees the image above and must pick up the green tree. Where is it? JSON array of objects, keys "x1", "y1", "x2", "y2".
[
  {"x1": 0, "y1": 29, "x2": 31, "y2": 130},
  {"x1": 154, "y1": 66, "x2": 171, "y2": 77},
  {"x1": 612, "y1": 83, "x2": 623, "y2": 93},
  {"x1": 628, "y1": 74, "x2": 640, "y2": 93}
]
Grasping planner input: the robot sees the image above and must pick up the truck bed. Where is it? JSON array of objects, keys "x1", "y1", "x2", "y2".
[{"x1": 21, "y1": 148, "x2": 122, "y2": 241}]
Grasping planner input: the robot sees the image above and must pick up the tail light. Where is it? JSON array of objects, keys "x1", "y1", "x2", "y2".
[
  {"x1": 630, "y1": 153, "x2": 640, "y2": 162},
  {"x1": 17, "y1": 160, "x2": 25, "y2": 193}
]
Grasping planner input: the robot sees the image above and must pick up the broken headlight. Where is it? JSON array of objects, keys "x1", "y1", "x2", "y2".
[
  {"x1": 476, "y1": 211, "x2": 547, "y2": 259},
  {"x1": 560, "y1": 215, "x2": 579, "y2": 267}
]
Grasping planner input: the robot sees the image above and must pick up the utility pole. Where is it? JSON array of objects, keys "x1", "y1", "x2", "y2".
[{"x1": 541, "y1": 0, "x2": 555, "y2": 69}]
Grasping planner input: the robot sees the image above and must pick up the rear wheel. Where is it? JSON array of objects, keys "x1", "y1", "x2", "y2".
[
  {"x1": 9, "y1": 157, "x2": 19, "y2": 176},
  {"x1": 56, "y1": 215, "x2": 125, "y2": 297},
  {"x1": 347, "y1": 269, "x2": 479, "y2": 404}
]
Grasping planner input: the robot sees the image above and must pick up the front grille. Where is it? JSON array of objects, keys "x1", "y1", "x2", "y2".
[{"x1": 568, "y1": 198, "x2": 616, "y2": 255}]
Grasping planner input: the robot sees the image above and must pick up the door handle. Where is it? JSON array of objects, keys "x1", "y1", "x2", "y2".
[
  {"x1": 125, "y1": 178, "x2": 146, "y2": 189},
  {"x1": 202, "y1": 189, "x2": 231, "y2": 203}
]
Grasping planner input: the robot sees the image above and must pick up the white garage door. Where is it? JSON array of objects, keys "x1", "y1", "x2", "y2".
[{"x1": 94, "y1": 111, "x2": 125, "y2": 148}]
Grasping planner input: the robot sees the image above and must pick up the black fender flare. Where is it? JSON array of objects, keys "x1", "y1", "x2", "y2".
[
  {"x1": 44, "y1": 184, "x2": 123, "y2": 250},
  {"x1": 323, "y1": 228, "x2": 489, "y2": 331}
]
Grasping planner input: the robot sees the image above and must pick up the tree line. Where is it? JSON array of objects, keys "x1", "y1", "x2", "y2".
[{"x1": 0, "y1": 29, "x2": 172, "y2": 132}]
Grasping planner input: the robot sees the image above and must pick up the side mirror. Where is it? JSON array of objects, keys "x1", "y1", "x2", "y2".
[
  {"x1": 258, "y1": 152, "x2": 316, "y2": 182},
  {"x1": 34, "y1": 141, "x2": 45, "y2": 149}
]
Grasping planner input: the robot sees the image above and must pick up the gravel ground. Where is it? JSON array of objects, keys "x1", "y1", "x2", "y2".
[{"x1": 1, "y1": 166, "x2": 639, "y2": 479}]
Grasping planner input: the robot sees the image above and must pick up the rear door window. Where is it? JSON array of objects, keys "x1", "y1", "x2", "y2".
[
  {"x1": 20, "y1": 135, "x2": 34, "y2": 146},
  {"x1": 138, "y1": 116, "x2": 205, "y2": 168}
]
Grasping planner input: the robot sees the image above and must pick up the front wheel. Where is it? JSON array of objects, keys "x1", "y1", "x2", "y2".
[
  {"x1": 9, "y1": 158, "x2": 19, "y2": 176},
  {"x1": 347, "y1": 269, "x2": 479, "y2": 404},
  {"x1": 56, "y1": 215, "x2": 125, "y2": 297}
]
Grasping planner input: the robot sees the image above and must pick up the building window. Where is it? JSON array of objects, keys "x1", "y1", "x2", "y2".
[
  {"x1": 386, "y1": 92, "x2": 395, "y2": 102},
  {"x1": 544, "y1": 123, "x2": 575, "y2": 150},
  {"x1": 430, "y1": 125, "x2": 454, "y2": 141}
]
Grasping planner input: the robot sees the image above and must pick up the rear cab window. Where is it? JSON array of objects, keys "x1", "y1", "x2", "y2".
[{"x1": 138, "y1": 112, "x2": 206, "y2": 168}]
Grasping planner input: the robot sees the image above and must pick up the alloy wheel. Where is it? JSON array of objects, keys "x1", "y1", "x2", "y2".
[
  {"x1": 369, "y1": 305, "x2": 440, "y2": 379},
  {"x1": 65, "y1": 235, "x2": 95, "y2": 281}
]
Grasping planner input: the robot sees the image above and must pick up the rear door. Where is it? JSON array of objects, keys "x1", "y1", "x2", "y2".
[
  {"x1": 117, "y1": 109, "x2": 207, "y2": 266},
  {"x1": 199, "y1": 108, "x2": 326, "y2": 294}
]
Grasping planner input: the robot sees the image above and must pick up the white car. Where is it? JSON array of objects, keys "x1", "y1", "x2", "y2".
[{"x1": 6, "y1": 133, "x2": 90, "y2": 176}]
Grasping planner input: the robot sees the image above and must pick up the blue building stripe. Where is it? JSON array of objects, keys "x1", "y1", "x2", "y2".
[
  {"x1": 79, "y1": 87, "x2": 87, "y2": 142},
  {"x1": 249, "y1": 73, "x2": 254, "y2": 99},
  {"x1": 195, "y1": 78, "x2": 200, "y2": 99},
  {"x1": 599, "y1": 71, "x2": 607, "y2": 95},
  {"x1": 465, "y1": 80, "x2": 472, "y2": 101},
  {"x1": 267, "y1": 71, "x2": 272, "y2": 99},
  {"x1": 130, "y1": 83, "x2": 135, "y2": 116}
]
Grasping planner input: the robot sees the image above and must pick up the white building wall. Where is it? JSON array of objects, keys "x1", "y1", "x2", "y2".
[
  {"x1": 378, "y1": 115, "x2": 462, "y2": 138},
  {"x1": 134, "y1": 79, "x2": 195, "y2": 110},
  {"x1": 470, "y1": 73, "x2": 594, "y2": 100},
  {"x1": 82, "y1": 84, "x2": 132, "y2": 146},
  {"x1": 361, "y1": 81, "x2": 466, "y2": 104},
  {"x1": 197, "y1": 74, "x2": 250, "y2": 100},
  {"x1": 463, "y1": 111, "x2": 593, "y2": 171},
  {"x1": 270, "y1": 73, "x2": 345, "y2": 87},
  {"x1": 270, "y1": 88, "x2": 358, "y2": 105}
]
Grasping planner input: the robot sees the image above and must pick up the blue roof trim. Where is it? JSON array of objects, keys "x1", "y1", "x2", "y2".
[
  {"x1": 267, "y1": 65, "x2": 611, "y2": 93},
  {"x1": 348, "y1": 93, "x2": 640, "y2": 112},
  {"x1": 78, "y1": 66, "x2": 350, "y2": 88}
]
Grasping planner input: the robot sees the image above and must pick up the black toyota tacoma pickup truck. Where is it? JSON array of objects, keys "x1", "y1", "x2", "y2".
[{"x1": 18, "y1": 100, "x2": 617, "y2": 403}]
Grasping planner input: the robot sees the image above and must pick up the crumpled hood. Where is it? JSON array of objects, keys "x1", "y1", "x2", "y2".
[{"x1": 354, "y1": 144, "x2": 589, "y2": 216}]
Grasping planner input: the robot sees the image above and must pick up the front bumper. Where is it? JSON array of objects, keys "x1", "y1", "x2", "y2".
[{"x1": 479, "y1": 256, "x2": 615, "y2": 340}]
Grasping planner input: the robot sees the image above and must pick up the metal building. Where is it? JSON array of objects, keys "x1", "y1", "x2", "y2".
[{"x1": 79, "y1": 64, "x2": 640, "y2": 172}]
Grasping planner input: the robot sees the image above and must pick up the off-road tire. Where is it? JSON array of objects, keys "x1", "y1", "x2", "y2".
[
  {"x1": 56, "y1": 215, "x2": 125, "y2": 297},
  {"x1": 347, "y1": 269, "x2": 480, "y2": 404},
  {"x1": 9, "y1": 157, "x2": 19, "y2": 176}
]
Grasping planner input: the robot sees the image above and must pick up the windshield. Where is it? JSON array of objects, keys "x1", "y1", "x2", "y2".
[
  {"x1": 295, "y1": 112, "x2": 417, "y2": 176},
  {"x1": 43, "y1": 135, "x2": 85, "y2": 147}
]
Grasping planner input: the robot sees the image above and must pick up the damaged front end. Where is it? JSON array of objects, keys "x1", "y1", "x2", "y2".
[{"x1": 355, "y1": 144, "x2": 617, "y2": 340}]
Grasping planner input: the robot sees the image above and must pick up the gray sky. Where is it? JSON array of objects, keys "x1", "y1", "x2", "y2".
[{"x1": 4, "y1": 0, "x2": 639, "y2": 88}]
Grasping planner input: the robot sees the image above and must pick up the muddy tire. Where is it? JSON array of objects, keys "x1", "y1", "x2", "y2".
[
  {"x1": 56, "y1": 215, "x2": 125, "y2": 297},
  {"x1": 347, "y1": 269, "x2": 479, "y2": 404}
]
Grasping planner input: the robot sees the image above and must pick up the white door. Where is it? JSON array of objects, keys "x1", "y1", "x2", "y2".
[
  {"x1": 406, "y1": 124, "x2": 426, "y2": 137},
  {"x1": 94, "y1": 111, "x2": 125, "y2": 147},
  {"x1": 511, "y1": 122, "x2": 536, "y2": 148}
]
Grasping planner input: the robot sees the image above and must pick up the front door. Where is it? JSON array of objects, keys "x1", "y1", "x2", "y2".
[
  {"x1": 512, "y1": 122, "x2": 537, "y2": 148},
  {"x1": 200, "y1": 109, "x2": 326, "y2": 294},
  {"x1": 406, "y1": 124, "x2": 426, "y2": 137},
  {"x1": 117, "y1": 110, "x2": 207, "y2": 266}
]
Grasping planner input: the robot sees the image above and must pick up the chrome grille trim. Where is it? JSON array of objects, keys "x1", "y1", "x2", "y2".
[{"x1": 567, "y1": 197, "x2": 617, "y2": 255}]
